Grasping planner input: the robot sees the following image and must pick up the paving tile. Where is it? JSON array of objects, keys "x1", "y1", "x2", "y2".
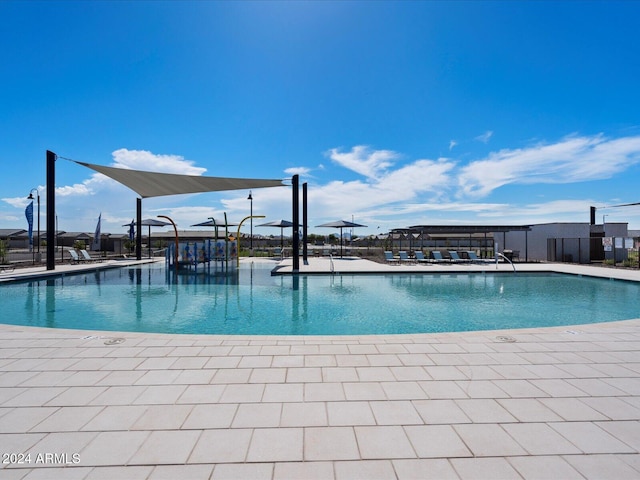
[
  {"x1": 356, "y1": 367, "x2": 396, "y2": 382},
  {"x1": 249, "y1": 368, "x2": 287, "y2": 384},
  {"x1": 18, "y1": 467, "x2": 93, "y2": 479},
  {"x1": 380, "y1": 381, "x2": 428, "y2": 400},
  {"x1": 182, "y1": 404, "x2": 238, "y2": 429},
  {"x1": 334, "y1": 460, "x2": 395, "y2": 480},
  {"x1": 173, "y1": 369, "x2": 216, "y2": 385},
  {"x1": 262, "y1": 383, "x2": 304, "y2": 402},
  {"x1": 343, "y1": 382, "x2": 386, "y2": 401},
  {"x1": 273, "y1": 461, "x2": 335, "y2": 480},
  {"x1": 393, "y1": 458, "x2": 460, "y2": 479},
  {"x1": 502, "y1": 423, "x2": 581, "y2": 455},
  {"x1": 451, "y1": 457, "x2": 522, "y2": 479},
  {"x1": 129, "y1": 430, "x2": 201, "y2": 465},
  {"x1": 94, "y1": 370, "x2": 146, "y2": 386},
  {"x1": 147, "y1": 464, "x2": 214, "y2": 480},
  {"x1": 528, "y1": 378, "x2": 590, "y2": 397},
  {"x1": 596, "y1": 420, "x2": 640, "y2": 450},
  {"x1": 211, "y1": 462, "x2": 273, "y2": 480},
  {"x1": 132, "y1": 385, "x2": 186, "y2": 405},
  {"x1": 281, "y1": 402, "x2": 327, "y2": 427},
  {"x1": 550, "y1": 421, "x2": 637, "y2": 454},
  {"x1": 453, "y1": 424, "x2": 527, "y2": 457},
  {"x1": 563, "y1": 453, "x2": 640, "y2": 480},
  {"x1": 369, "y1": 400, "x2": 423, "y2": 425},
  {"x1": 327, "y1": 401, "x2": 375, "y2": 426},
  {"x1": 211, "y1": 368, "x2": 252, "y2": 384},
  {"x1": 30, "y1": 406, "x2": 103, "y2": 433},
  {"x1": 286, "y1": 367, "x2": 322, "y2": 383},
  {"x1": 419, "y1": 381, "x2": 468, "y2": 399},
  {"x1": 412, "y1": 399, "x2": 471, "y2": 425},
  {"x1": 582, "y1": 396, "x2": 640, "y2": 420},
  {"x1": 322, "y1": 367, "x2": 358, "y2": 382},
  {"x1": 305, "y1": 383, "x2": 346, "y2": 401},
  {"x1": 539, "y1": 397, "x2": 609, "y2": 421},
  {"x1": 219, "y1": 384, "x2": 265, "y2": 403},
  {"x1": 87, "y1": 385, "x2": 146, "y2": 405},
  {"x1": 304, "y1": 426, "x2": 360, "y2": 461},
  {"x1": 78, "y1": 431, "x2": 147, "y2": 466},
  {"x1": 45, "y1": 387, "x2": 107, "y2": 407},
  {"x1": 85, "y1": 466, "x2": 153, "y2": 479},
  {"x1": 131, "y1": 404, "x2": 193, "y2": 430},
  {"x1": 507, "y1": 455, "x2": 585, "y2": 480},
  {"x1": 455, "y1": 380, "x2": 507, "y2": 398},
  {"x1": 81, "y1": 405, "x2": 146, "y2": 431},
  {"x1": 232, "y1": 403, "x2": 282, "y2": 428},
  {"x1": 0, "y1": 407, "x2": 58, "y2": 433},
  {"x1": 177, "y1": 384, "x2": 225, "y2": 404},
  {"x1": 133, "y1": 370, "x2": 182, "y2": 385},
  {"x1": 3, "y1": 387, "x2": 68, "y2": 407},
  {"x1": 354, "y1": 426, "x2": 416, "y2": 459},
  {"x1": 247, "y1": 427, "x2": 303, "y2": 462},
  {"x1": 404, "y1": 425, "x2": 472, "y2": 458},
  {"x1": 496, "y1": 398, "x2": 563, "y2": 422},
  {"x1": 454, "y1": 399, "x2": 517, "y2": 423},
  {"x1": 189, "y1": 429, "x2": 252, "y2": 463}
]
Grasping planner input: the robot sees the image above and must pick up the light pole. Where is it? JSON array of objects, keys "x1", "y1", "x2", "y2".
[
  {"x1": 27, "y1": 188, "x2": 40, "y2": 261},
  {"x1": 247, "y1": 191, "x2": 253, "y2": 255},
  {"x1": 603, "y1": 214, "x2": 608, "y2": 231}
]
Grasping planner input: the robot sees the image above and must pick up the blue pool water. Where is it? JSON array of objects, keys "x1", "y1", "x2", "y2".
[{"x1": 1, "y1": 263, "x2": 639, "y2": 335}]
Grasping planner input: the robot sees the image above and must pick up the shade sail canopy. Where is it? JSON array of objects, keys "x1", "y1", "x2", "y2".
[{"x1": 75, "y1": 161, "x2": 286, "y2": 198}]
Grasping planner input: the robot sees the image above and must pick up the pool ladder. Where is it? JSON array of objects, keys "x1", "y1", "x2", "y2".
[
  {"x1": 496, "y1": 253, "x2": 517, "y2": 273},
  {"x1": 329, "y1": 254, "x2": 336, "y2": 274}
]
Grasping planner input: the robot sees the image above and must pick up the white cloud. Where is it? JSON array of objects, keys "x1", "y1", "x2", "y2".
[
  {"x1": 449, "y1": 140, "x2": 457, "y2": 151},
  {"x1": 111, "y1": 148, "x2": 207, "y2": 175},
  {"x1": 458, "y1": 134, "x2": 640, "y2": 198},
  {"x1": 327, "y1": 145, "x2": 398, "y2": 179},
  {"x1": 284, "y1": 166, "x2": 313, "y2": 177},
  {"x1": 475, "y1": 130, "x2": 493, "y2": 143}
]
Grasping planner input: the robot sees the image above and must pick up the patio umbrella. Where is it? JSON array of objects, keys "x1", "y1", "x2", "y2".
[
  {"x1": 316, "y1": 219, "x2": 367, "y2": 257},
  {"x1": 123, "y1": 218, "x2": 171, "y2": 258},
  {"x1": 257, "y1": 219, "x2": 293, "y2": 253},
  {"x1": 191, "y1": 218, "x2": 239, "y2": 240}
]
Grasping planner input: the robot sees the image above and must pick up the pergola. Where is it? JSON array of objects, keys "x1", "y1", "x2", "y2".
[{"x1": 390, "y1": 225, "x2": 532, "y2": 260}]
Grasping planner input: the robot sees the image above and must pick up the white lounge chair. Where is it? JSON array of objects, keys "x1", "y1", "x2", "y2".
[
  {"x1": 67, "y1": 249, "x2": 81, "y2": 264},
  {"x1": 80, "y1": 249, "x2": 102, "y2": 262}
]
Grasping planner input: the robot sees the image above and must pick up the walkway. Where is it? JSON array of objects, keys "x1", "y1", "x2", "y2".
[{"x1": 1, "y1": 259, "x2": 639, "y2": 479}]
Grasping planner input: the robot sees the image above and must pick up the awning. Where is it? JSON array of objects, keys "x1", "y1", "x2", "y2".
[{"x1": 75, "y1": 161, "x2": 286, "y2": 198}]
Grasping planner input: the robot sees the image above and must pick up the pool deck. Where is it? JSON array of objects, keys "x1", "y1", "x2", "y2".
[{"x1": 1, "y1": 258, "x2": 640, "y2": 479}]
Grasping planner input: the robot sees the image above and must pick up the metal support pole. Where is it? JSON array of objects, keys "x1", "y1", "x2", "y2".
[
  {"x1": 46, "y1": 150, "x2": 56, "y2": 270},
  {"x1": 302, "y1": 182, "x2": 308, "y2": 264},
  {"x1": 136, "y1": 198, "x2": 142, "y2": 260},
  {"x1": 292, "y1": 175, "x2": 299, "y2": 273}
]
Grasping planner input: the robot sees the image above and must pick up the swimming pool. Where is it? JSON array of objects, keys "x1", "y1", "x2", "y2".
[{"x1": 2, "y1": 263, "x2": 639, "y2": 335}]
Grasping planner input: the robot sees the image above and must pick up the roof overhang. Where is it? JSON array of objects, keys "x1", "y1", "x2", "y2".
[
  {"x1": 75, "y1": 161, "x2": 286, "y2": 198},
  {"x1": 393, "y1": 225, "x2": 532, "y2": 236}
]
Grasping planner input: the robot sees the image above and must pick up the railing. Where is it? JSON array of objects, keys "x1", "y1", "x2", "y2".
[
  {"x1": 496, "y1": 253, "x2": 517, "y2": 273},
  {"x1": 329, "y1": 254, "x2": 335, "y2": 274}
]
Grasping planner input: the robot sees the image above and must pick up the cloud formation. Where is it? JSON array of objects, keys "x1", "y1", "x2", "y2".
[{"x1": 458, "y1": 134, "x2": 640, "y2": 198}]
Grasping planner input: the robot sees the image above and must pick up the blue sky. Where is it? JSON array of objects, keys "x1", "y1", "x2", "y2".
[{"x1": 2, "y1": 1, "x2": 640, "y2": 236}]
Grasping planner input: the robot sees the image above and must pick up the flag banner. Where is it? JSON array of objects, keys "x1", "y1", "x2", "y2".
[
  {"x1": 128, "y1": 220, "x2": 135, "y2": 242},
  {"x1": 91, "y1": 213, "x2": 101, "y2": 251},
  {"x1": 25, "y1": 201, "x2": 34, "y2": 251}
]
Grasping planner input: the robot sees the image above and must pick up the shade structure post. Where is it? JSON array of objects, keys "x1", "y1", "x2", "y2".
[
  {"x1": 46, "y1": 150, "x2": 56, "y2": 270},
  {"x1": 292, "y1": 175, "x2": 299, "y2": 273},
  {"x1": 136, "y1": 198, "x2": 142, "y2": 260},
  {"x1": 302, "y1": 182, "x2": 308, "y2": 264}
]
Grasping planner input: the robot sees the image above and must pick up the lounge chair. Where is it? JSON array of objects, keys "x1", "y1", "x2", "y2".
[
  {"x1": 430, "y1": 251, "x2": 449, "y2": 263},
  {"x1": 384, "y1": 251, "x2": 399, "y2": 264},
  {"x1": 398, "y1": 251, "x2": 414, "y2": 264},
  {"x1": 67, "y1": 249, "x2": 81, "y2": 264},
  {"x1": 466, "y1": 251, "x2": 493, "y2": 264},
  {"x1": 448, "y1": 251, "x2": 469, "y2": 263},
  {"x1": 80, "y1": 249, "x2": 102, "y2": 262},
  {"x1": 414, "y1": 251, "x2": 431, "y2": 264}
]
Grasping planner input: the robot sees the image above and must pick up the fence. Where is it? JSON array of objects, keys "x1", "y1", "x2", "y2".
[{"x1": 548, "y1": 237, "x2": 639, "y2": 267}]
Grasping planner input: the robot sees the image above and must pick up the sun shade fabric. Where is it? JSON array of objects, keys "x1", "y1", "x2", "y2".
[{"x1": 75, "y1": 161, "x2": 285, "y2": 198}]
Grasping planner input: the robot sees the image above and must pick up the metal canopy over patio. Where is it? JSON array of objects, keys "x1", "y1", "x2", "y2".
[{"x1": 391, "y1": 225, "x2": 532, "y2": 261}]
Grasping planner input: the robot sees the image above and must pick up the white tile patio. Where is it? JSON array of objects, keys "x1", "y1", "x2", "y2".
[{"x1": 1, "y1": 258, "x2": 640, "y2": 478}]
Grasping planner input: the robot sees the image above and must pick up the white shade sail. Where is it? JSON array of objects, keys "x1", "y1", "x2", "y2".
[{"x1": 75, "y1": 161, "x2": 286, "y2": 198}]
